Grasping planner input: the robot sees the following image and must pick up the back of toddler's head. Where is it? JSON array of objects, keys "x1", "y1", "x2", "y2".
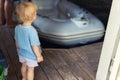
[{"x1": 16, "y1": 2, "x2": 37, "y2": 22}]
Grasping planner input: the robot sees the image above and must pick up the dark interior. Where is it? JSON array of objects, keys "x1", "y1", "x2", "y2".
[{"x1": 68, "y1": 0, "x2": 112, "y2": 27}]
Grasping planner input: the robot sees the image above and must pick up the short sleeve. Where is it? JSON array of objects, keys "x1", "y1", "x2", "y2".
[{"x1": 29, "y1": 29, "x2": 40, "y2": 46}]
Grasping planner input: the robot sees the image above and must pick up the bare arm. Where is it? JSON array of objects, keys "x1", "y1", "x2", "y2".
[{"x1": 32, "y1": 45, "x2": 43, "y2": 62}]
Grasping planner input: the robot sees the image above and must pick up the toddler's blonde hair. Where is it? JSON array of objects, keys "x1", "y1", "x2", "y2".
[{"x1": 16, "y1": 2, "x2": 37, "y2": 22}]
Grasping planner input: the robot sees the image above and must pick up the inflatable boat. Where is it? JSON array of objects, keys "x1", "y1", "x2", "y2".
[{"x1": 32, "y1": 0, "x2": 105, "y2": 46}]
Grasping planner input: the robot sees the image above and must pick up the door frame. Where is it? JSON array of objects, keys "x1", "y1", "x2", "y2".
[{"x1": 96, "y1": 0, "x2": 120, "y2": 80}]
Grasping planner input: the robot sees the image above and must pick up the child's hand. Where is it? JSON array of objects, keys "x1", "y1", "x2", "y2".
[{"x1": 37, "y1": 55, "x2": 44, "y2": 62}]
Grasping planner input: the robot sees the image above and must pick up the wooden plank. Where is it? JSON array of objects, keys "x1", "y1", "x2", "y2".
[
  {"x1": 0, "y1": 26, "x2": 21, "y2": 79},
  {"x1": 0, "y1": 26, "x2": 18, "y2": 80},
  {"x1": 44, "y1": 49, "x2": 78, "y2": 80},
  {"x1": 44, "y1": 49, "x2": 94, "y2": 80},
  {"x1": 67, "y1": 49, "x2": 95, "y2": 80},
  {"x1": 34, "y1": 66, "x2": 49, "y2": 80},
  {"x1": 61, "y1": 49, "x2": 94, "y2": 80},
  {"x1": 39, "y1": 53, "x2": 63, "y2": 80},
  {"x1": 71, "y1": 42, "x2": 102, "y2": 75},
  {"x1": 2, "y1": 28, "x2": 21, "y2": 79},
  {"x1": 0, "y1": 45, "x2": 18, "y2": 80},
  {"x1": 8, "y1": 28, "x2": 14, "y2": 37}
]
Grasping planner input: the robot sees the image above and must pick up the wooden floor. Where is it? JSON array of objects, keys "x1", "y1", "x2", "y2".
[{"x1": 0, "y1": 25, "x2": 103, "y2": 80}]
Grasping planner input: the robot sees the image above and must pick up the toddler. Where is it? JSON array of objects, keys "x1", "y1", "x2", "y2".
[{"x1": 14, "y1": 2, "x2": 43, "y2": 80}]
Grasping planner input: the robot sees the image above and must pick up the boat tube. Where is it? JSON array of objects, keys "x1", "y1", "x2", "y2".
[{"x1": 32, "y1": 0, "x2": 105, "y2": 46}]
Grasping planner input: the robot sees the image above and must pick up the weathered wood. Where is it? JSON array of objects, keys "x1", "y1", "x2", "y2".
[
  {"x1": 44, "y1": 50, "x2": 78, "y2": 80},
  {"x1": 71, "y1": 42, "x2": 103, "y2": 75},
  {"x1": 44, "y1": 49, "x2": 93, "y2": 80},
  {"x1": 0, "y1": 25, "x2": 103, "y2": 80},
  {"x1": 39, "y1": 53, "x2": 63, "y2": 80},
  {"x1": 0, "y1": 26, "x2": 18, "y2": 80},
  {"x1": 34, "y1": 66, "x2": 48, "y2": 80},
  {"x1": 1, "y1": 26, "x2": 21, "y2": 79}
]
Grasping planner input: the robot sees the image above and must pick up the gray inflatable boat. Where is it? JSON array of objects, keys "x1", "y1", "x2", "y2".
[{"x1": 32, "y1": 0, "x2": 105, "y2": 46}]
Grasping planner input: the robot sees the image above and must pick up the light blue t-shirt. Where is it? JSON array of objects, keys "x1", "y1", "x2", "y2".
[{"x1": 14, "y1": 24, "x2": 40, "y2": 60}]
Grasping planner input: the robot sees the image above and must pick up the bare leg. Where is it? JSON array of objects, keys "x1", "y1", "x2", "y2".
[
  {"x1": 0, "y1": 0, "x2": 5, "y2": 24},
  {"x1": 27, "y1": 67, "x2": 34, "y2": 80},
  {"x1": 21, "y1": 62, "x2": 27, "y2": 80},
  {"x1": 4, "y1": 0, "x2": 16, "y2": 28}
]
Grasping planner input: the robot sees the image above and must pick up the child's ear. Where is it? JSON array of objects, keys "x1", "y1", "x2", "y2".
[{"x1": 33, "y1": 15, "x2": 37, "y2": 20}]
